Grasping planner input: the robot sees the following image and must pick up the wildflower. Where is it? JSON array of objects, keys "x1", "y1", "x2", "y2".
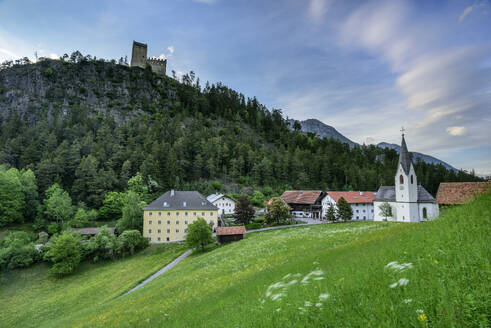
[
  {"x1": 434, "y1": 260, "x2": 438, "y2": 264},
  {"x1": 298, "y1": 307, "x2": 306, "y2": 313},
  {"x1": 389, "y1": 278, "x2": 409, "y2": 288},
  {"x1": 385, "y1": 261, "x2": 413, "y2": 272},
  {"x1": 418, "y1": 314, "x2": 428, "y2": 321},
  {"x1": 319, "y1": 293, "x2": 330, "y2": 300},
  {"x1": 403, "y1": 299, "x2": 413, "y2": 304},
  {"x1": 315, "y1": 303, "x2": 322, "y2": 307},
  {"x1": 416, "y1": 309, "x2": 424, "y2": 314},
  {"x1": 304, "y1": 301, "x2": 312, "y2": 307},
  {"x1": 271, "y1": 293, "x2": 285, "y2": 301},
  {"x1": 275, "y1": 308, "x2": 281, "y2": 312}
]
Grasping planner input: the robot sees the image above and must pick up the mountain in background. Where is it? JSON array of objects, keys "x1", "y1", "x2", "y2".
[{"x1": 292, "y1": 119, "x2": 457, "y2": 171}]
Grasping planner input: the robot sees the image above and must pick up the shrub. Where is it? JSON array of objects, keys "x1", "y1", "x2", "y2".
[
  {"x1": 0, "y1": 231, "x2": 39, "y2": 271},
  {"x1": 118, "y1": 230, "x2": 148, "y2": 256},
  {"x1": 44, "y1": 233, "x2": 82, "y2": 276},
  {"x1": 47, "y1": 222, "x2": 60, "y2": 235},
  {"x1": 86, "y1": 227, "x2": 119, "y2": 262},
  {"x1": 186, "y1": 217, "x2": 213, "y2": 252}
]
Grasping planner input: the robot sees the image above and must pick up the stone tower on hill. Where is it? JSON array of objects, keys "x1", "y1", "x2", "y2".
[{"x1": 130, "y1": 41, "x2": 167, "y2": 76}]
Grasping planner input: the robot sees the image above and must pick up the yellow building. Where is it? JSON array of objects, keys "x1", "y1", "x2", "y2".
[{"x1": 143, "y1": 190, "x2": 218, "y2": 243}]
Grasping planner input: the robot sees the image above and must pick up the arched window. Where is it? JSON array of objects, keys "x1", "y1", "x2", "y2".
[
  {"x1": 423, "y1": 208, "x2": 428, "y2": 219},
  {"x1": 399, "y1": 175, "x2": 404, "y2": 184},
  {"x1": 411, "y1": 175, "x2": 414, "y2": 184}
]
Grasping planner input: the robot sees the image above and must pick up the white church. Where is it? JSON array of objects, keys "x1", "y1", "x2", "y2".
[{"x1": 373, "y1": 134, "x2": 439, "y2": 222}]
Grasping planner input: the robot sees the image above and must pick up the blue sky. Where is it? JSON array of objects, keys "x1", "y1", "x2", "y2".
[{"x1": 0, "y1": 0, "x2": 490, "y2": 174}]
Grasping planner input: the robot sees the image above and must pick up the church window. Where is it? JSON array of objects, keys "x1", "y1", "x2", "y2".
[
  {"x1": 411, "y1": 175, "x2": 414, "y2": 184},
  {"x1": 399, "y1": 175, "x2": 404, "y2": 184},
  {"x1": 423, "y1": 208, "x2": 428, "y2": 219}
]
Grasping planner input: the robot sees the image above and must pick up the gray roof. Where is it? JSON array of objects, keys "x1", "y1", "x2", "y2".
[
  {"x1": 374, "y1": 185, "x2": 435, "y2": 203},
  {"x1": 398, "y1": 136, "x2": 412, "y2": 175},
  {"x1": 144, "y1": 190, "x2": 218, "y2": 210}
]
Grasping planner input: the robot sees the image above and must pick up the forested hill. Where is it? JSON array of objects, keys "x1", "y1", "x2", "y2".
[{"x1": 0, "y1": 55, "x2": 481, "y2": 211}]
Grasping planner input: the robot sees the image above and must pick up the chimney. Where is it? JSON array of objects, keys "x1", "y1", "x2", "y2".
[{"x1": 171, "y1": 190, "x2": 175, "y2": 197}]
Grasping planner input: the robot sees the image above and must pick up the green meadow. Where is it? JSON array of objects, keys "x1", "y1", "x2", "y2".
[{"x1": 1, "y1": 192, "x2": 490, "y2": 327}]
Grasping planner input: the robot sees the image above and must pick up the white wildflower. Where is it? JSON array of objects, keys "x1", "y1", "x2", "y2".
[
  {"x1": 389, "y1": 278, "x2": 409, "y2": 288},
  {"x1": 298, "y1": 307, "x2": 306, "y2": 313},
  {"x1": 385, "y1": 261, "x2": 413, "y2": 272},
  {"x1": 304, "y1": 301, "x2": 312, "y2": 307},
  {"x1": 389, "y1": 282, "x2": 398, "y2": 288},
  {"x1": 403, "y1": 299, "x2": 413, "y2": 304},
  {"x1": 315, "y1": 303, "x2": 322, "y2": 307},
  {"x1": 313, "y1": 277, "x2": 325, "y2": 281},
  {"x1": 275, "y1": 308, "x2": 281, "y2": 312},
  {"x1": 319, "y1": 293, "x2": 330, "y2": 300},
  {"x1": 271, "y1": 293, "x2": 285, "y2": 301},
  {"x1": 416, "y1": 309, "x2": 424, "y2": 314}
]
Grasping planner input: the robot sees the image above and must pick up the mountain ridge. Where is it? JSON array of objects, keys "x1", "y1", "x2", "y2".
[{"x1": 292, "y1": 118, "x2": 457, "y2": 171}]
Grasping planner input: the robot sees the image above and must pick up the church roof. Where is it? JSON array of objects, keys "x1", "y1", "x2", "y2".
[
  {"x1": 373, "y1": 185, "x2": 435, "y2": 203},
  {"x1": 435, "y1": 182, "x2": 490, "y2": 204},
  {"x1": 398, "y1": 136, "x2": 412, "y2": 175}
]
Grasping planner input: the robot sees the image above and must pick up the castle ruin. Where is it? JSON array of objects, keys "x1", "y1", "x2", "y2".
[{"x1": 130, "y1": 41, "x2": 167, "y2": 76}]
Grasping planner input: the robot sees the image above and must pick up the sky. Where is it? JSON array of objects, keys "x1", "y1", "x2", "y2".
[{"x1": 0, "y1": 0, "x2": 490, "y2": 175}]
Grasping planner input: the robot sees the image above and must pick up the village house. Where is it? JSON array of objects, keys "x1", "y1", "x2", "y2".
[
  {"x1": 322, "y1": 191, "x2": 377, "y2": 220},
  {"x1": 373, "y1": 135, "x2": 439, "y2": 222},
  {"x1": 206, "y1": 193, "x2": 236, "y2": 215},
  {"x1": 279, "y1": 190, "x2": 324, "y2": 219},
  {"x1": 436, "y1": 182, "x2": 490, "y2": 206},
  {"x1": 143, "y1": 190, "x2": 218, "y2": 243}
]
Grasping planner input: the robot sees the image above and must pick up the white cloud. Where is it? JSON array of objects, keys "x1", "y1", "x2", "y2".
[
  {"x1": 168, "y1": 45, "x2": 174, "y2": 54},
  {"x1": 446, "y1": 126, "x2": 467, "y2": 136},
  {"x1": 49, "y1": 53, "x2": 58, "y2": 59},
  {"x1": 193, "y1": 0, "x2": 216, "y2": 4}
]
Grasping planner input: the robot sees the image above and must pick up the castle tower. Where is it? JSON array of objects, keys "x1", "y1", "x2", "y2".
[
  {"x1": 130, "y1": 41, "x2": 147, "y2": 68},
  {"x1": 395, "y1": 131, "x2": 419, "y2": 222}
]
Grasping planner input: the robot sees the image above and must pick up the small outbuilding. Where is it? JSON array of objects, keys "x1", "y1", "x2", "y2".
[
  {"x1": 72, "y1": 227, "x2": 116, "y2": 237},
  {"x1": 216, "y1": 226, "x2": 246, "y2": 244}
]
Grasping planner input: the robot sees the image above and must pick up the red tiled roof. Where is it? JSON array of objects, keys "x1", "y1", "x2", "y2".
[
  {"x1": 326, "y1": 191, "x2": 376, "y2": 204},
  {"x1": 436, "y1": 182, "x2": 490, "y2": 205},
  {"x1": 216, "y1": 226, "x2": 246, "y2": 236},
  {"x1": 280, "y1": 190, "x2": 323, "y2": 204}
]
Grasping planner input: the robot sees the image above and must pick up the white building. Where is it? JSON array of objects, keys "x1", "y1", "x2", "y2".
[
  {"x1": 206, "y1": 194, "x2": 236, "y2": 215},
  {"x1": 373, "y1": 135, "x2": 439, "y2": 222},
  {"x1": 322, "y1": 191, "x2": 376, "y2": 220}
]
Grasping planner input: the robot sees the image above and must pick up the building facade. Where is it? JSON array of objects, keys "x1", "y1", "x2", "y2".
[
  {"x1": 373, "y1": 135, "x2": 439, "y2": 222},
  {"x1": 322, "y1": 191, "x2": 376, "y2": 220},
  {"x1": 206, "y1": 194, "x2": 236, "y2": 215},
  {"x1": 279, "y1": 190, "x2": 324, "y2": 219},
  {"x1": 143, "y1": 190, "x2": 218, "y2": 243}
]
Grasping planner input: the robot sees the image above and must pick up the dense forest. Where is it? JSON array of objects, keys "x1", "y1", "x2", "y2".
[{"x1": 0, "y1": 53, "x2": 482, "y2": 227}]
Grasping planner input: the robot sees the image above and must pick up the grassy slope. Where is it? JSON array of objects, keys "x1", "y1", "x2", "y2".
[
  {"x1": 0, "y1": 243, "x2": 187, "y2": 328},
  {"x1": 2, "y1": 192, "x2": 490, "y2": 327}
]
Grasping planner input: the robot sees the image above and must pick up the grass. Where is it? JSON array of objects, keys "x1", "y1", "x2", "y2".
[
  {"x1": 0, "y1": 243, "x2": 187, "y2": 328},
  {"x1": 1, "y1": 192, "x2": 490, "y2": 327}
]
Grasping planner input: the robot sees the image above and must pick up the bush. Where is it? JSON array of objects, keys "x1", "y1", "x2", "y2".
[
  {"x1": 85, "y1": 227, "x2": 119, "y2": 262},
  {"x1": 47, "y1": 222, "x2": 60, "y2": 235},
  {"x1": 118, "y1": 230, "x2": 148, "y2": 256},
  {"x1": 186, "y1": 217, "x2": 213, "y2": 252},
  {"x1": 44, "y1": 233, "x2": 82, "y2": 276},
  {"x1": 0, "y1": 231, "x2": 39, "y2": 271}
]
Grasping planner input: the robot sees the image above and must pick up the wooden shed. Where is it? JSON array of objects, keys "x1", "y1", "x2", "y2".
[{"x1": 216, "y1": 226, "x2": 246, "y2": 244}]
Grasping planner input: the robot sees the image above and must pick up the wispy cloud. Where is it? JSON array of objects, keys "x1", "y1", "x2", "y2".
[
  {"x1": 446, "y1": 126, "x2": 467, "y2": 136},
  {"x1": 193, "y1": 0, "x2": 217, "y2": 4},
  {"x1": 459, "y1": 1, "x2": 488, "y2": 22},
  {"x1": 308, "y1": 0, "x2": 331, "y2": 23}
]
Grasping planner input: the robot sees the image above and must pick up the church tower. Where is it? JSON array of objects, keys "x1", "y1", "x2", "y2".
[{"x1": 394, "y1": 132, "x2": 419, "y2": 222}]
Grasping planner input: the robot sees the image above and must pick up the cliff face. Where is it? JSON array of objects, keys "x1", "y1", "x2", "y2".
[{"x1": 0, "y1": 59, "x2": 171, "y2": 125}]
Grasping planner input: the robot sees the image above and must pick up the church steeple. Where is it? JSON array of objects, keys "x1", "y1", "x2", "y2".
[{"x1": 398, "y1": 135, "x2": 412, "y2": 175}]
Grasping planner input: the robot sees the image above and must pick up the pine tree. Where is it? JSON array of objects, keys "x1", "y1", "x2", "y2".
[
  {"x1": 336, "y1": 197, "x2": 353, "y2": 221},
  {"x1": 325, "y1": 203, "x2": 337, "y2": 222},
  {"x1": 234, "y1": 196, "x2": 255, "y2": 225}
]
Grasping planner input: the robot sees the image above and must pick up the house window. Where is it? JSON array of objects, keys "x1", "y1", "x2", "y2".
[
  {"x1": 185, "y1": 229, "x2": 188, "y2": 233},
  {"x1": 158, "y1": 237, "x2": 161, "y2": 241},
  {"x1": 176, "y1": 221, "x2": 179, "y2": 225},
  {"x1": 158, "y1": 229, "x2": 161, "y2": 233},
  {"x1": 167, "y1": 229, "x2": 170, "y2": 233},
  {"x1": 185, "y1": 221, "x2": 188, "y2": 224},
  {"x1": 183, "y1": 201, "x2": 187, "y2": 207},
  {"x1": 423, "y1": 208, "x2": 428, "y2": 219},
  {"x1": 159, "y1": 212, "x2": 162, "y2": 216},
  {"x1": 167, "y1": 212, "x2": 170, "y2": 216},
  {"x1": 356, "y1": 216, "x2": 359, "y2": 219},
  {"x1": 176, "y1": 229, "x2": 179, "y2": 233},
  {"x1": 149, "y1": 220, "x2": 152, "y2": 225},
  {"x1": 194, "y1": 212, "x2": 197, "y2": 216},
  {"x1": 363, "y1": 210, "x2": 365, "y2": 213},
  {"x1": 167, "y1": 220, "x2": 170, "y2": 224},
  {"x1": 148, "y1": 229, "x2": 152, "y2": 233},
  {"x1": 411, "y1": 175, "x2": 414, "y2": 184},
  {"x1": 147, "y1": 237, "x2": 151, "y2": 242},
  {"x1": 210, "y1": 212, "x2": 213, "y2": 216},
  {"x1": 202, "y1": 212, "x2": 205, "y2": 216},
  {"x1": 158, "y1": 220, "x2": 161, "y2": 224},
  {"x1": 166, "y1": 237, "x2": 169, "y2": 241},
  {"x1": 185, "y1": 212, "x2": 188, "y2": 216},
  {"x1": 363, "y1": 216, "x2": 366, "y2": 220},
  {"x1": 400, "y1": 175, "x2": 404, "y2": 184},
  {"x1": 356, "y1": 210, "x2": 359, "y2": 213},
  {"x1": 176, "y1": 212, "x2": 179, "y2": 216}
]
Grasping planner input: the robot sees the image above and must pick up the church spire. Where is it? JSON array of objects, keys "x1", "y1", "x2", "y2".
[{"x1": 398, "y1": 133, "x2": 411, "y2": 175}]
